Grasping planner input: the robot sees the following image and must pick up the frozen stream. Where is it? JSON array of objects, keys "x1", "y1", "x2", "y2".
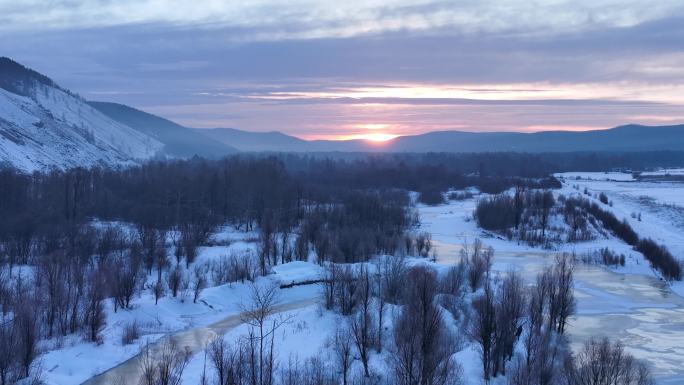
[
  {"x1": 422, "y1": 202, "x2": 684, "y2": 384},
  {"x1": 80, "y1": 298, "x2": 316, "y2": 385}
]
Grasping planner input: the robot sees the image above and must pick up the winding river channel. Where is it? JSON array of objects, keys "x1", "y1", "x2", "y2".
[
  {"x1": 423, "y1": 202, "x2": 684, "y2": 385},
  {"x1": 80, "y1": 298, "x2": 316, "y2": 385},
  {"x1": 80, "y1": 200, "x2": 684, "y2": 385}
]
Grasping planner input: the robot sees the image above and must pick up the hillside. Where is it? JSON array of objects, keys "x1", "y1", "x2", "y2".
[
  {"x1": 0, "y1": 57, "x2": 162, "y2": 172},
  {"x1": 90, "y1": 102, "x2": 238, "y2": 158}
]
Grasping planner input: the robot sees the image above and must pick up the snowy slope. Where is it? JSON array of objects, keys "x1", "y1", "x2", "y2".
[{"x1": 0, "y1": 59, "x2": 162, "y2": 172}]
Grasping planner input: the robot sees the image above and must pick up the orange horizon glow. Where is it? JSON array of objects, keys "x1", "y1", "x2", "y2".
[
  {"x1": 348, "y1": 132, "x2": 399, "y2": 142},
  {"x1": 299, "y1": 123, "x2": 400, "y2": 142},
  {"x1": 296, "y1": 124, "x2": 613, "y2": 141},
  {"x1": 301, "y1": 132, "x2": 400, "y2": 142}
]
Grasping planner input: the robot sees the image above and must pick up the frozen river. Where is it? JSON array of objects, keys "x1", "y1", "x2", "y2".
[{"x1": 421, "y1": 198, "x2": 684, "y2": 384}]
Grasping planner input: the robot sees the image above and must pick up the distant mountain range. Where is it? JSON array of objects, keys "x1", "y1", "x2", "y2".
[
  {"x1": 2, "y1": 56, "x2": 684, "y2": 172},
  {"x1": 89, "y1": 101, "x2": 238, "y2": 157},
  {"x1": 200, "y1": 124, "x2": 684, "y2": 153}
]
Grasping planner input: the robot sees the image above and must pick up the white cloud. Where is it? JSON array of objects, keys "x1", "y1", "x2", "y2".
[{"x1": 2, "y1": 0, "x2": 683, "y2": 41}]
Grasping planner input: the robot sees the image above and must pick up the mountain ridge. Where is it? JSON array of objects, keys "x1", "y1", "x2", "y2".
[
  {"x1": 0, "y1": 57, "x2": 238, "y2": 172},
  {"x1": 195, "y1": 123, "x2": 684, "y2": 153},
  {"x1": 3, "y1": 56, "x2": 684, "y2": 170},
  {"x1": 0, "y1": 57, "x2": 163, "y2": 172},
  {"x1": 89, "y1": 102, "x2": 238, "y2": 157}
]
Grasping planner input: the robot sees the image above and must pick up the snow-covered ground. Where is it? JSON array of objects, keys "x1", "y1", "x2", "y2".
[
  {"x1": 38, "y1": 175, "x2": 684, "y2": 385},
  {"x1": 556, "y1": 171, "x2": 684, "y2": 295},
  {"x1": 556, "y1": 169, "x2": 684, "y2": 208},
  {"x1": 420, "y1": 182, "x2": 684, "y2": 384},
  {"x1": 40, "y1": 228, "x2": 320, "y2": 385}
]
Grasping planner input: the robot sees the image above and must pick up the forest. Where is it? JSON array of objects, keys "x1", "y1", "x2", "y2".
[{"x1": 0, "y1": 153, "x2": 660, "y2": 385}]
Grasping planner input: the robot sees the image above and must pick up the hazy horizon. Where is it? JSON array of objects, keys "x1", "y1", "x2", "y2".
[{"x1": 4, "y1": 1, "x2": 684, "y2": 140}]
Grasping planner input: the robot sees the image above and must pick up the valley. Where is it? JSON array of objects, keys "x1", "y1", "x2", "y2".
[{"x1": 13, "y1": 169, "x2": 681, "y2": 385}]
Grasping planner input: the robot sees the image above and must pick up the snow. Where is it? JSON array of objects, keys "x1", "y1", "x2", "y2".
[
  {"x1": 40, "y1": 225, "x2": 321, "y2": 385},
  {"x1": 0, "y1": 83, "x2": 162, "y2": 172},
  {"x1": 271, "y1": 261, "x2": 324, "y2": 286},
  {"x1": 558, "y1": 171, "x2": 636, "y2": 181},
  {"x1": 179, "y1": 304, "x2": 342, "y2": 385},
  {"x1": 35, "y1": 176, "x2": 684, "y2": 385},
  {"x1": 419, "y1": 179, "x2": 684, "y2": 383},
  {"x1": 555, "y1": 172, "x2": 684, "y2": 296}
]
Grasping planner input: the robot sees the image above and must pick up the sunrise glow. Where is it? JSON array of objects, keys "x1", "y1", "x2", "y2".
[{"x1": 354, "y1": 133, "x2": 399, "y2": 142}]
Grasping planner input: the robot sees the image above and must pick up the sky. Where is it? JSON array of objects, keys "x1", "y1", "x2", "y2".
[{"x1": 2, "y1": 0, "x2": 684, "y2": 140}]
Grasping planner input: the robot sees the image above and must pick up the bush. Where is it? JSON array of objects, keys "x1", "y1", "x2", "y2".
[
  {"x1": 475, "y1": 195, "x2": 516, "y2": 230},
  {"x1": 121, "y1": 320, "x2": 140, "y2": 345},
  {"x1": 636, "y1": 238, "x2": 682, "y2": 281},
  {"x1": 448, "y1": 191, "x2": 474, "y2": 201},
  {"x1": 565, "y1": 337, "x2": 654, "y2": 385},
  {"x1": 418, "y1": 187, "x2": 445, "y2": 205},
  {"x1": 581, "y1": 248, "x2": 625, "y2": 267}
]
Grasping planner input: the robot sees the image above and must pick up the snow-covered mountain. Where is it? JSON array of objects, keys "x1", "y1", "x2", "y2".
[{"x1": 0, "y1": 57, "x2": 162, "y2": 172}]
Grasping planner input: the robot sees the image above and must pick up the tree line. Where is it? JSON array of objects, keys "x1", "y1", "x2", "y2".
[
  {"x1": 564, "y1": 197, "x2": 682, "y2": 280},
  {"x1": 182, "y1": 241, "x2": 654, "y2": 385}
]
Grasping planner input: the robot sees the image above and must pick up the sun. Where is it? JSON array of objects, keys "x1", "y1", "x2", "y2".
[
  {"x1": 359, "y1": 133, "x2": 399, "y2": 142},
  {"x1": 348, "y1": 123, "x2": 398, "y2": 142}
]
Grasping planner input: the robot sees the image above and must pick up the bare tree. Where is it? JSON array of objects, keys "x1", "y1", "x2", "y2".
[
  {"x1": 349, "y1": 265, "x2": 374, "y2": 378},
  {"x1": 510, "y1": 267, "x2": 569, "y2": 385},
  {"x1": 373, "y1": 264, "x2": 386, "y2": 353},
  {"x1": 139, "y1": 339, "x2": 190, "y2": 385},
  {"x1": 508, "y1": 331, "x2": 565, "y2": 385},
  {"x1": 192, "y1": 265, "x2": 206, "y2": 303},
  {"x1": 514, "y1": 185, "x2": 525, "y2": 230},
  {"x1": 323, "y1": 263, "x2": 339, "y2": 311},
  {"x1": 0, "y1": 319, "x2": 17, "y2": 385},
  {"x1": 337, "y1": 265, "x2": 358, "y2": 316},
  {"x1": 208, "y1": 338, "x2": 246, "y2": 385},
  {"x1": 15, "y1": 298, "x2": 38, "y2": 379},
  {"x1": 415, "y1": 232, "x2": 433, "y2": 258},
  {"x1": 168, "y1": 266, "x2": 183, "y2": 298},
  {"x1": 440, "y1": 262, "x2": 466, "y2": 297},
  {"x1": 294, "y1": 233, "x2": 309, "y2": 262},
  {"x1": 157, "y1": 339, "x2": 191, "y2": 385},
  {"x1": 565, "y1": 337, "x2": 654, "y2": 385},
  {"x1": 492, "y1": 270, "x2": 526, "y2": 377},
  {"x1": 471, "y1": 279, "x2": 496, "y2": 382},
  {"x1": 111, "y1": 247, "x2": 142, "y2": 311},
  {"x1": 155, "y1": 246, "x2": 170, "y2": 283},
  {"x1": 393, "y1": 266, "x2": 459, "y2": 385},
  {"x1": 240, "y1": 283, "x2": 290, "y2": 385},
  {"x1": 379, "y1": 256, "x2": 406, "y2": 304},
  {"x1": 466, "y1": 239, "x2": 493, "y2": 292},
  {"x1": 154, "y1": 279, "x2": 165, "y2": 305},
  {"x1": 554, "y1": 254, "x2": 576, "y2": 335},
  {"x1": 332, "y1": 326, "x2": 353, "y2": 385},
  {"x1": 84, "y1": 270, "x2": 106, "y2": 343},
  {"x1": 539, "y1": 190, "x2": 555, "y2": 238},
  {"x1": 138, "y1": 226, "x2": 166, "y2": 276}
]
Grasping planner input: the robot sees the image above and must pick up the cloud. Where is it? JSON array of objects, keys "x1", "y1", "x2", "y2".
[
  {"x1": 3, "y1": 0, "x2": 684, "y2": 41},
  {"x1": 2, "y1": 1, "x2": 684, "y2": 138}
]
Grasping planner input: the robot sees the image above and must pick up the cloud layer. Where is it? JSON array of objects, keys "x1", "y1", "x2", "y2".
[{"x1": 3, "y1": 0, "x2": 684, "y2": 138}]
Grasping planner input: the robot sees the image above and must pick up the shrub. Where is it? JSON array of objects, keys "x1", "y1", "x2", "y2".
[
  {"x1": 121, "y1": 320, "x2": 140, "y2": 345},
  {"x1": 448, "y1": 191, "x2": 474, "y2": 201},
  {"x1": 418, "y1": 187, "x2": 445, "y2": 205},
  {"x1": 475, "y1": 195, "x2": 516, "y2": 230},
  {"x1": 636, "y1": 238, "x2": 682, "y2": 280}
]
